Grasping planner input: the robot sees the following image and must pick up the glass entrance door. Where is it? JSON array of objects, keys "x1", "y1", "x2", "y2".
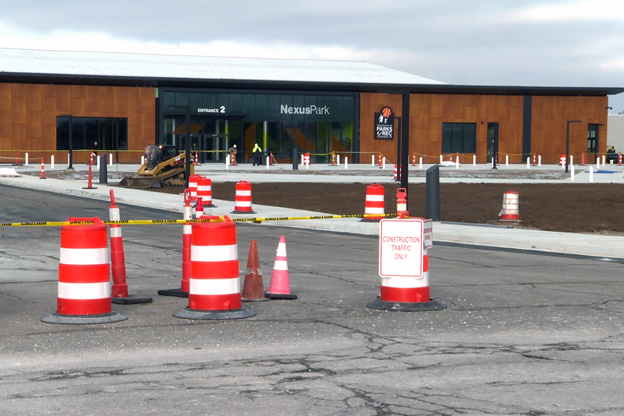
[
  {"x1": 487, "y1": 122, "x2": 499, "y2": 164},
  {"x1": 587, "y1": 124, "x2": 599, "y2": 163}
]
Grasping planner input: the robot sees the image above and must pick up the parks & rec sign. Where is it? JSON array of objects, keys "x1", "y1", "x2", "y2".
[{"x1": 375, "y1": 106, "x2": 394, "y2": 139}]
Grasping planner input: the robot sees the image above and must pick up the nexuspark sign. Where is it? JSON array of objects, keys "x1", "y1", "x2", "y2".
[{"x1": 280, "y1": 104, "x2": 330, "y2": 115}]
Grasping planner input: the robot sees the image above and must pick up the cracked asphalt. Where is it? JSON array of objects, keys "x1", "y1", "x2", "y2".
[{"x1": 1, "y1": 185, "x2": 624, "y2": 416}]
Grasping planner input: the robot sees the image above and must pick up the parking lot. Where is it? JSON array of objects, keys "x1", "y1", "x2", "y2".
[{"x1": 1, "y1": 184, "x2": 624, "y2": 415}]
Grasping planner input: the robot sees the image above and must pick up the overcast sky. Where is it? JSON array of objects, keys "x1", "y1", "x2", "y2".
[{"x1": 1, "y1": 0, "x2": 623, "y2": 111}]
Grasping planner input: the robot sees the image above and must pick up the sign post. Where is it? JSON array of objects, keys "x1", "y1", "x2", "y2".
[{"x1": 368, "y1": 218, "x2": 446, "y2": 312}]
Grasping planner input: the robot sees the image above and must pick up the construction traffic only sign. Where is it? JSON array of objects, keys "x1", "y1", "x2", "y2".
[{"x1": 379, "y1": 218, "x2": 424, "y2": 278}]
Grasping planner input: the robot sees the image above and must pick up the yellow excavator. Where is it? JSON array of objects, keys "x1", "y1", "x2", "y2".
[{"x1": 119, "y1": 144, "x2": 194, "y2": 188}]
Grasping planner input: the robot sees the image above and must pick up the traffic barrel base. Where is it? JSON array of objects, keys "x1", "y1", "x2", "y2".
[
  {"x1": 112, "y1": 295, "x2": 153, "y2": 305},
  {"x1": 157, "y1": 288, "x2": 188, "y2": 298},
  {"x1": 367, "y1": 297, "x2": 446, "y2": 312},
  {"x1": 42, "y1": 311, "x2": 127, "y2": 325},
  {"x1": 173, "y1": 307, "x2": 255, "y2": 320}
]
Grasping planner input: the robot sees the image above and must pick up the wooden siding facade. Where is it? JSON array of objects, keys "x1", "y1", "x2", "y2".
[
  {"x1": 360, "y1": 92, "x2": 609, "y2": 165},
  {"x1": 0, "y1": 82, "x2": 610, "y2": 166},
  {"x1": 0, "y1": 83, "x2": 155, "y2": 164}
]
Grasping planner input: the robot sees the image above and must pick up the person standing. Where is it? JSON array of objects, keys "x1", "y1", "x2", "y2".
[{"x1": 252, "y1": 143, "x2": 262, "y2": 166}]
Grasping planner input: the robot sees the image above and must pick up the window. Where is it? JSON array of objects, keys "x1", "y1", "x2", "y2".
[
  {"x1": 587, "y1": 124, "x2": 599, "y2": 153},
  {"x1": 442, "y1": 123, "x2": 476, "y2": 153},
  {"x1": 56, "y1": 117, "x2": 128, "y2": 151}
]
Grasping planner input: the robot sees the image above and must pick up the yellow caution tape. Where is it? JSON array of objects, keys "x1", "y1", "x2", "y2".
[{"x1": 0, "y1": 213, "x2": 398, "y2": 227}]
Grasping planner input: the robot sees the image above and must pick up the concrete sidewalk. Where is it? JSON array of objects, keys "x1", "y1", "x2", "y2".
[{"x1": 1, "y1": 163, "x2": 624, "y2": 259}]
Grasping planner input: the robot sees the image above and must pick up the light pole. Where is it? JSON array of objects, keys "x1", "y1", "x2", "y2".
[
  {"x1": 566, "y1": 120, "x2": 582, "y2": 174},
  {"x1": 168, "y1": 105, "x2": 192, "y2": 189}
]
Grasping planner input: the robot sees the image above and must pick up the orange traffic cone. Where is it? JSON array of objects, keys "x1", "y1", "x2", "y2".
[
  {"x1": 242, "y1": 240, "x2": 268, "y2": 302},
  {"x1": 265, "y1": 236, "x2": 297, "y2": 300}
]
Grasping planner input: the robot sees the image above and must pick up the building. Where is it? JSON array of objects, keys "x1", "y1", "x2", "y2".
[
  {"x1": 1, "y1": 47, "x2": 622, "y2": 166},
  {"x1": 607, "y1": 114, "x2": 624, "y2": 153}
]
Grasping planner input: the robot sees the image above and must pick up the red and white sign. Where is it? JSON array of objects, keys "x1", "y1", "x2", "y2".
[
  {"x1": 423, "y1": 219, "x2": 433, "y2": 249},
  {"x1": 379, "y1": 218, "x2": 423, "y2": 278}
]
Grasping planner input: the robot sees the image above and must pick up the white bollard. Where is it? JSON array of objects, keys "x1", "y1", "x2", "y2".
[
  {"x1": 506, "y1": 155, "x2": 509, "y2": 166},
  {"x1": 345, "y1": 157, "x2": 348, "y2": 169},
  {"x1": 455, "y1": 155, "x2": 459, "y2": 169},
  {"x1": 571, "y1": 164, "x2": 575, "y2": 181},
  {"x1": 570, "y1": 155, "x2": 574, "y2": 166},
  {"x1": 68, "y1": 153, "x2": 70, "y2": 167},
  {"x1": 602, "y1": 155, "x2": 606, "y2": 166},
  {"x1": 337, "y1": 155, "x2": 340, "y2": 166},
  {"x1": 382, "y1": 157, "x2": 386, "y2": 169},
  {"x1": 589, "y1": 166, "x2": 594, "y2": 182},
  {"x1": 226, "y1": 153, "x2": 230, "y2": 169},
  {"x1": 473, "y1": 154, "x2": 476, "y2": 166},
  {"x1": 109, "y1": 153, "x2": 113, "y2": 166},
  {"x1": 419, "y1": 157, "x2": 423, "y2": 170},
  {"x1": 141, "y1": 155, "x2": 145, "y2": 166},
  {"x1": 266, "y1": 155, "x2": 270, "y2": 169},
  {"x1": 372, "y1": 155, "x2": 375, "y2": 166},
  {"x1": 527, "y1": 157, "x2": 530, "y2": 169},
  {"x1": 301, "y1": 154, "x2": 304, "y2": 165},
  {"x1": 538, "y1": 155, "x2": 542, "y2": 166},
  {"x1": 51, "y1": 155, "x2": 55, "y2": 169},
  {"x1": 25, "y1": 153, "x2": 29, "y2": 166},
  {"x1": 597, "y1": 158, "x2": 600, "y2": 169},
  {"x1": 439, "y1": 155, "x2": 443, "y2": 164},
  {"x1": 96, "y1": 155, "x2": 99, "y2": 170}
]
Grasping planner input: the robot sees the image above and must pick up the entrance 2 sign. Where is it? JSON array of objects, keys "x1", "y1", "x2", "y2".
[{"x1": 379, "y1": 218, "x2": 423, "y2": 278}]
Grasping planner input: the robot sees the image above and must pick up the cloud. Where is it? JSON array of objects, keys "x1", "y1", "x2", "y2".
[
  {"x1": 520, "y1": 0, "x2": 624, "y2": 21},
  {"x1": 0, "y1": 1, "x2": 622, "y2": 109}
]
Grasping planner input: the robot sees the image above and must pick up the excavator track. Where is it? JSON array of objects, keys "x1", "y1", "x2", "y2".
[{"x1": 120, "y1": 170, "x2": 186, "y2": 189}]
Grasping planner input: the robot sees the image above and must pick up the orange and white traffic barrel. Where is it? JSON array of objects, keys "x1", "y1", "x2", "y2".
[
  {"x1": 231, "y1": 180, "x2": 255, "y2": 214},
  {"x1": 197, "y1": 176, "x2": 215, "y2": 207},
  {"x1": 396, "y1": 188, "x2": 408, "y2": 218},
  {"x1": 500, "y1": 190, "x2": 520, "y2": 221},
  {"x1": 368, "y1": 245, "x2": 446, "y2": 311},
  {"x1": 362, "y1": 183, "x2": 384, "y2": 221},
  {"x1": 173, "y1": 215, "x2": 255, "y2": 320},
  {"x1": 42, "y1": 217, "x2": 127, "y2": 324},
  {"x1": 40, "y1": 157, "x2": 46, "y2": 179},
  {"x1": 368, "y1": 218, "x2": 446, "y2": 312},
  {"x1": 188, "y1": 174, "x2": 201, "y2": 202}
]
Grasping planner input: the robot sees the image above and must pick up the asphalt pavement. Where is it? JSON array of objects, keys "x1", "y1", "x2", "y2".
[
  {"x1": 2, "y1": 160, "x2": 624, "y2": 259},
  {"x1": 1, "y1": 164, "x2": 624, "y2": 415}
]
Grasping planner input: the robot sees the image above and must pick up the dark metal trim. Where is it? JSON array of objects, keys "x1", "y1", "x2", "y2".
[{"x1": 1, "y1": 72, "x2": 623, "y2": 96}]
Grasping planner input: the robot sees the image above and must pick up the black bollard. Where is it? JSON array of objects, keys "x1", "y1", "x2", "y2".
[
  {"x1": 426, "y1": 165, "x2": 440, "y2": 221},
  {"x1": 292, "y1": 148, "x2": 298, "y2": 170},
  {"x1": 99, "y1": 154, "x2": 108, "y2": 184}
]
